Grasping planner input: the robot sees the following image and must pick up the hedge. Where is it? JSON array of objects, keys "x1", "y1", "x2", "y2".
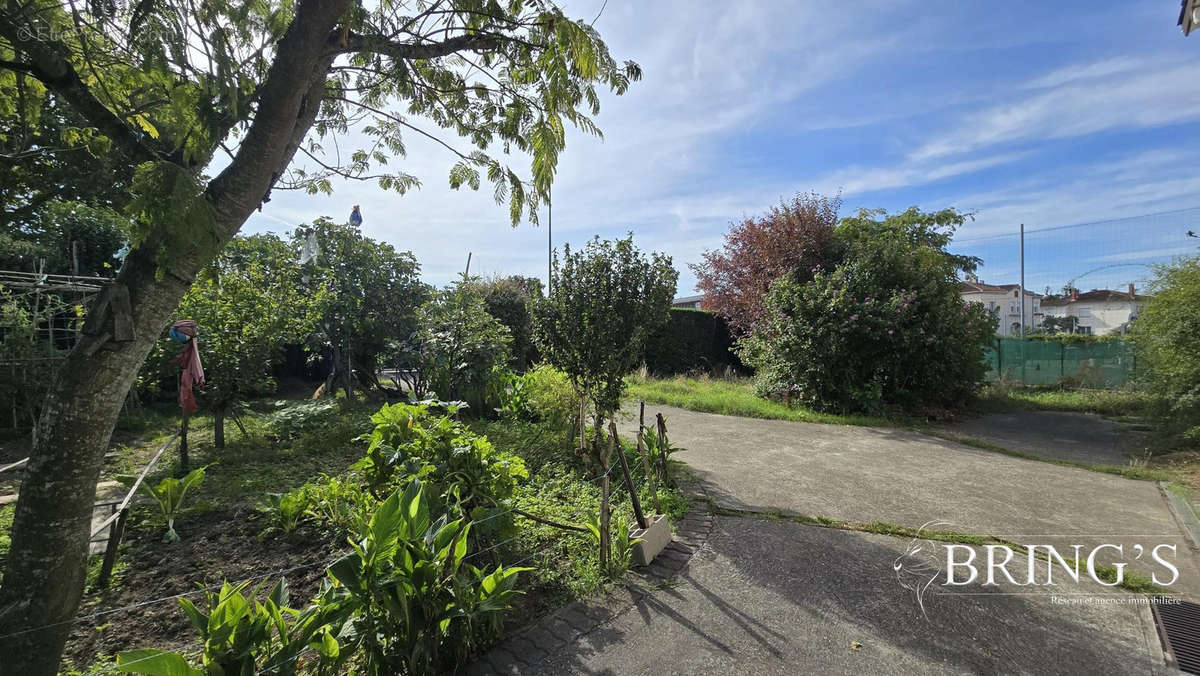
[{"x1": 643, "y1": 308, "x2": 744, "y2": 375}]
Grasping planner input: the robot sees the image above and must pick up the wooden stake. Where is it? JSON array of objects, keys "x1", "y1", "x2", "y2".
[
  {"x1": 599, "y1": 415, "x2": 612, "y2": 570},
  {"x1": 179, "y1": 409, "x2": 190, "y2": 472},
  {"x1": 656, "y1": 413, "x2": 671, "y2": 487},
  {"x1": 636, "y1": 401, "x2": 659, "y2": 512},
  {"x1": 97, "y1": 508, "x2": 128, "y2": 588},
  {"x1": 611, "y1": 421, "x2": 646, "y2": 529}
]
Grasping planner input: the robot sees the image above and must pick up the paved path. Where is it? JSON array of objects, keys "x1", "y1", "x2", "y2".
[
  {"x1": 527, "y1": 517, "x2": 1170, "y2": 675},
  {"x1": 619, "y1": 405, "x2": 1200, "y2": 595},
  {"x1": 471, "y1": 406, "x2": 1200, "y2": 674},
  {"x1": 939, "y1": 410, "x2": 1135, "y2": 466}
]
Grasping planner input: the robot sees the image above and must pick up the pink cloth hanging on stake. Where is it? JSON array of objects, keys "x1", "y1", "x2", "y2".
[{"x1": 170, "y1": 320, "x2": 205, "y2": 414}]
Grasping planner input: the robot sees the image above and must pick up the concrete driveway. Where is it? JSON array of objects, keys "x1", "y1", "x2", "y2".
[
  {"x1": 618, "y1": 406, "x2": 1200, "y2": 597},
  {"x1": 939, "y1": 410, "x2": 1139, "y2": 466},
  {"x1": 530, "y1": 517, "x2": 1171, "y2": 675}
]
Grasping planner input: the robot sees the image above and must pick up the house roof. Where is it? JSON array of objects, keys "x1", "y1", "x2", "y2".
[
  {"x1": 1041, "y1": 289, "x2": 1145, "y2": 307},
  {"x1": 672, "y1": 294, "x2": 705, "y2": 305},
  {"x1": 960, "y1": 282, "x2": 1040, "y2": 296}
]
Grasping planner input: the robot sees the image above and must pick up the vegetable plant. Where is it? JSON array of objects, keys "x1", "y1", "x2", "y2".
[{"x1": 140, "y1": 466, "x2": 208, "y2": 543}]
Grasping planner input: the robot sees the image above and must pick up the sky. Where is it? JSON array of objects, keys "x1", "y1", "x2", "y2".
[{"x1": 242, "y1": 0, "x2": 1200, "y2": 297}]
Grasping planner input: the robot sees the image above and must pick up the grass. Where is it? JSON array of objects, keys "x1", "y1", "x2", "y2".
[
  {"x1": 626, "y1": 374, "x2": 899, "y2": 427},
  {"x1": 974, "y1": 382, "x2": 1160, "y2": 418}
]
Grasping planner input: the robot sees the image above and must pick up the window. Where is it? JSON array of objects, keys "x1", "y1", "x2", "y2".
[
  {"x1": 1077, "y1": 306, "x2": 1092, "y2": 318},
  {"x1": 1011, "y1": 322, "x2": 1021, "y2": 335}
]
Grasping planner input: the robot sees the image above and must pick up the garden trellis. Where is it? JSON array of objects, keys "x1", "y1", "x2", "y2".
[{"x1": 0, "y1": 268, "x2": 109, "y2": 429}]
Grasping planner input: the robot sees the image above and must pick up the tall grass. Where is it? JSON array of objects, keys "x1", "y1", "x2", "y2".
[
  {"x1": 974, "y1": 380, "x2": 1159, "y2": 419},
  {"x1": 625, "y1": 374, "x2": 892, "y2": 426}
]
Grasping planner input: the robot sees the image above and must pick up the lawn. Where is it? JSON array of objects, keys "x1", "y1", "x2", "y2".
[{"x1": 626, "y1": 374, "x2": 897, "y2": 427}]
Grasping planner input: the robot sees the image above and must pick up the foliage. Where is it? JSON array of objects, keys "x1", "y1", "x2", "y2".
[
  {"x1": 533, "y1": 235, "x2": 678, "y2": 417},
  {"x1": 355, "y1": 402, "x2": 528, "y2": 523},
  {"x1": 481, "y1": 276, "x2": 543, "y2": 369},
  {"x1": 139, "y1": 466, "x2": 207, "y2": 543},
  {"x1": 263, "y1": 400, "x2": 343, "y2": 444},
  {"x1": 0, "y1": 284, "x2": 78, "y2": 428},
  {"x1": 642, "y1": 308, "x2": 742, "y2": 376},
  {"x1": 327, "y1": 480, "x2": 529, "y2": 674},
  {"x1": 394, "y1": 279, "x2": 510, "y2": 410},
  {"x1": 692, "y1": 192, "x2": 843, "y2": 335},
  {"x1": 296, "y1": 218, "x2": 428, "y2": 393},
  {"x1": 0, "y1": 200, "x2": 129, "y2": 275},
  {"x1": 1132, "y1": 254, "x2": 1200, "y2": 445},
  {"x1": 741, "y1": 207, "x2": 997, "y2": 414},
  {"x1": 116, "y1": 579, "x2": 341, "y2": 676},
  {"x1": 260, "y1": 475, "x2": 376, "y2": 540},
  {"x1": 494, "y1": 364, "x2": 577, "y2": 432},
  {"x1": 1041, "y1": 314, "x2": 1080, "y2": 334},
  {"x1": 584, "y1": 512, "x2": 641, "y2": 576},
  {"x1": 143, "y1": 234, "x2": 323, "y2": 443}
]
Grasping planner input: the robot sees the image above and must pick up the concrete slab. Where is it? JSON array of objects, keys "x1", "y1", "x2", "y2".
[
  {"x1": 531, "y1": 517, "x2": 1172, "y2": 675},
  {"x1": 618, "y1": 406, "x2": 1200, "y2": 598},
  {"x1": 939, "y1": 410, "x2": 1131, "y2": 466}
]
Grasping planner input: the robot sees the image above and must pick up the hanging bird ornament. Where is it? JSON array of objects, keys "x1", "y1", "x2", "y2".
[{"x1": 350, "y1": 204, "x2": 363, "y2": 227}]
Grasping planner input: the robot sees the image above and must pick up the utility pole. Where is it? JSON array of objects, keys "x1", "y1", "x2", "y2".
[
  {"x1": 1019, "y1": 223, "x2": 1027, "y2": 384},
  {"x1": 547, "y1": 186, "x2": 553, "y2": 293}
]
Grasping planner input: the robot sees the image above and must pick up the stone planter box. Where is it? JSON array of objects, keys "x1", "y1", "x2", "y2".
[{"x1": 631, "y1": 514, "x2": 672, "y2": 567}]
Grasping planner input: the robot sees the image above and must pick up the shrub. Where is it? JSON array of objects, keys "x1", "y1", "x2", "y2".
[
  {"x1": 355, "y1": 402, "x2": 528, "y2": 524},
  {"x1": 396, "y1": 279, "x2": 511, "y2": 412},
  {"x1": 482, "y1": 276, "x2": 543, "y2": 369},
  {"x1": 533, "y1": 235, "x2": 678, "y2": 420},
  {"x1": 741, "y1": 207, "x2": 996, "y2": 414},
  {"x1": 521, "y1": 365, "x2": 578, "y2": 431},
  {"x1": 1132, "y1": 254, "x2": 1200, "y2": 446}
]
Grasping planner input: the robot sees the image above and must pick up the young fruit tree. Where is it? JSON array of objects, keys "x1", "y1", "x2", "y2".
[
  {"x1": 532, "y1": 235, "x2": 677, "y2": 434},
  {"x1": 0, "y1": 2, "x2": 639, "y2": 671},
  {"x1": 144, "y1": 234, "x2": 324, "y2": 448}
]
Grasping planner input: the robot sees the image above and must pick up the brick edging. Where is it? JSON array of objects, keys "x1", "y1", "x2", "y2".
[{"x1": 464, "y1": 479, "x2": 715, "y2": 674}]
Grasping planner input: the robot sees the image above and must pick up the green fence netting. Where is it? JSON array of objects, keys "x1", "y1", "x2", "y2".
[{"x1": 984, "y1": 338, "x2": 1137, "y2": 387}]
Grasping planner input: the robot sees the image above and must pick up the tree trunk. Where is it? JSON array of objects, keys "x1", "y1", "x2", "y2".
[
  {"x1": 0, "y1": 2, "x2": 349, "y2": 670},
  {"x1": 213, "y1": 406, "x2": 226, "y2": 450},
  {"x1": 0, "y1": 251, "x2": 192, "y2": 674}
]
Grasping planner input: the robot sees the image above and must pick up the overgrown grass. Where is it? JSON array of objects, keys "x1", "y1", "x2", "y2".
[
  {"x1": 974, "y1": 381, "x2": 1160, "y2": 419},
  {"x1": 626, "y1": 375, "x2": 896, "y2": 427}
]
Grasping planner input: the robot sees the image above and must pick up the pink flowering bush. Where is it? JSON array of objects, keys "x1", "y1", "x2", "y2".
[{"x1": 740, "y1": 207, "x2": 996, "y2": 414}]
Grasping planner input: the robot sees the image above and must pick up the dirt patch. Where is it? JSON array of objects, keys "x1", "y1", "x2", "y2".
[{"x1": 62, "y1": 506, "x2": 342, "y2": 670}]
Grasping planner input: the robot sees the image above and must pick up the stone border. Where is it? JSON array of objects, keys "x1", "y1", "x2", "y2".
[{"x1": 464, "y1": 479, "x2": 714, "y2": 674}]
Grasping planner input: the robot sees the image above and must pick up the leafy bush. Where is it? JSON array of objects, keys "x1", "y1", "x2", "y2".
[
  {"x1": 263, "y1": 399, "x2": 342, "y2": 443},
  {"x1": 1132, "y1": 254, "x2": 1200, "y2": 446},
  {"x1": 120, "y1": 480, "x2": 527, "y2": 676},
  {"x1": 395, "y1": 279, "x2": 511, "y2": 412},
  {"x1": 327, "y1": 480, "x2": 528, "y2": 673},
  {"x1": 533, "y1": 235, "x2": 678, "y2": 418},
  {"x1": 482, "y1": 275, "x2": 543, "y2": 369},
  {"x1": 260, "y1": 475, "x2": 376, "y2": 539},
  {"x1": 494, "y1": 364, "x2": 577, "y2": 432},
  {"x1": 355, "y1": 402, "x2": 528, "y2": 524},
  {"x1": 741, "y1": 208, "x2": 996, "y2": 414}
]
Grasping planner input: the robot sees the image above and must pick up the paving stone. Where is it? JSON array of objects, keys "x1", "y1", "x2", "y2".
[
  {"x1": 505, "y1": 637, "x2": 543, "y2": 665},
  {"x1": 544, "y1": 618, "x2": 582, "y2": 643},
  {"x1": 520, "y1": 626, "x2": 566, "y2": 652},
  {"x1": 559, "y1": 605, "x2": 593, "y2": 631}
]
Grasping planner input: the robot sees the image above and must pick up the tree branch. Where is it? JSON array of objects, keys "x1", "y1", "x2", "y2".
[
  {"x1": 0, "y1": 9, "x2": 160, "y2": 165},
  {"x1": 336, "y1": 31, "x2": 499, "y2": 60}
]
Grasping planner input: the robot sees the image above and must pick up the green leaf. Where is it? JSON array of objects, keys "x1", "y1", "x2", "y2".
[{"x1": 115, "y1": 649, "x2": 203, "y2": 676}]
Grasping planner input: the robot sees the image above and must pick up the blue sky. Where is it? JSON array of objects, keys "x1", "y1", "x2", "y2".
[{"x1": 243, "y1": 0, "x2": 1200, "y2": 296}]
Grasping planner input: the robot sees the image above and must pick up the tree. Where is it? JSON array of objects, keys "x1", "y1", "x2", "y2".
[
  {"x1": 296, "y1": 218, "x2": 428, "y2": 396},
  {"x1": 482, "y1": 274, "x2": 543, "y2": 369},
  {"x1": 691, "y1": 192, "x2": 842, "y2": 335},
  {"x1": 533, "y1": 235, "x2": 677, "y2": 424},
  {"x1": 740, "y1": 208, "x2": 997, "y2": 414},
  {"x1": 397, "y1": 277, "x2": 512, "y2": 411},
  {"x1": 0, "y1": 200, "x2": 129, "y2": 275},
  {"x1": 1042, "y1": 315, "x2": 1080, "y2": 334},
  {"x1": 145, "y1": 234, "x2": 323, "y2": 447},
  {"x1": 0, "y1": 2, "x2": 638, "y2": 670},
  {"x1": 1132, "y1": 254, "x2": 1200, "y2": 445}
]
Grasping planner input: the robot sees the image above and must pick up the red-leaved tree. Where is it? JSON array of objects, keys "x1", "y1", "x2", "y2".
[{"x1": 691, "y1": 192, "x2": 842, "y2": 335}]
